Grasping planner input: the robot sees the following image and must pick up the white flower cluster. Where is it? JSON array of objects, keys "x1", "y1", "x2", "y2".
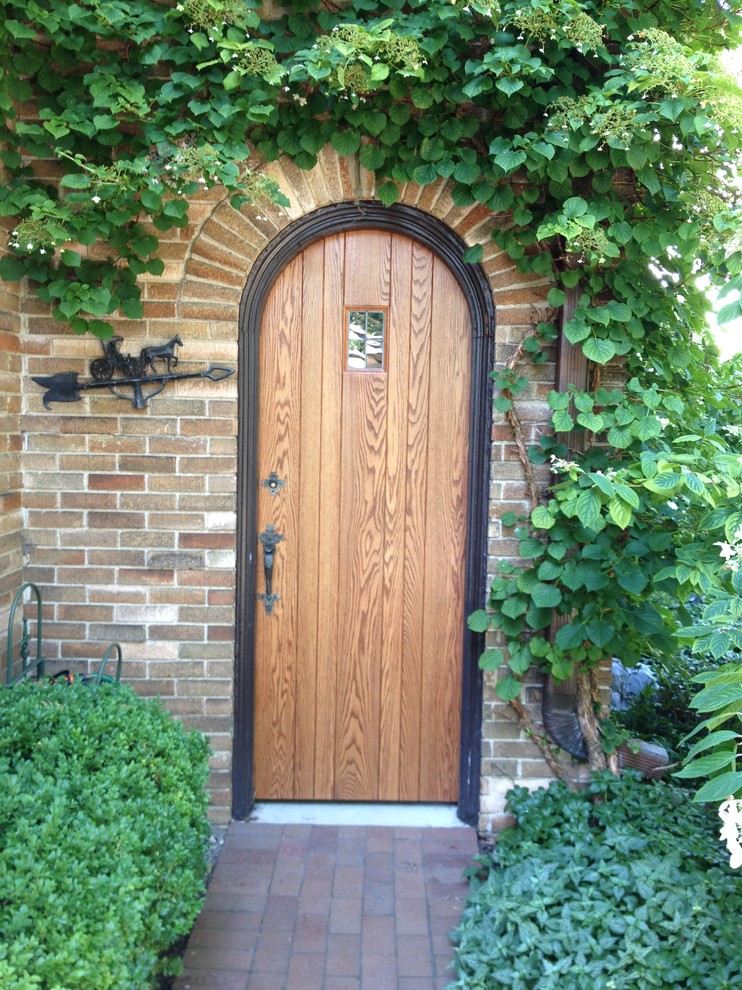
[
  {"x1": 7, "y1": 220, "x2": 58, "y2": 255},
  {"x1": 714, "y1": 526, "x2": 742, "y2": 572},
  {"x1": 549, "y1": 454, "x2": 582, "y2": 474},
  {"x1": 719, "y1": 797, "x2": 742, "y2": 868}
]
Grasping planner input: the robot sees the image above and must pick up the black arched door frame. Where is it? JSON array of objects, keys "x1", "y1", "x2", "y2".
[{"x1": 233, "y1": 202, "x2": 495, "y2": 824}]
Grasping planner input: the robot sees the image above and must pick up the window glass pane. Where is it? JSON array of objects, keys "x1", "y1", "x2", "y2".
[{"x1": 347, "y1": 310, "x2": 385, "y2": 371}]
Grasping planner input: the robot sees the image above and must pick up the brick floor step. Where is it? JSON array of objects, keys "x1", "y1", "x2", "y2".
[{"x1": 174, "y1": 820, "x2": 477, "y2": 990}]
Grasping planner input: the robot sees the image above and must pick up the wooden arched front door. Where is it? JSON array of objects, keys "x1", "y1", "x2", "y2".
[
  {"x1": 234, "y1": 204, "x2": 494, "y2": 819},
  {"x1": 253, "y1": 229, "x2": 470, "y2": 802}
]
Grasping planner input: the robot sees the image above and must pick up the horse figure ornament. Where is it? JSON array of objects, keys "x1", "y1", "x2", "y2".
[
  {"x1": 32, "y1": 335, "x2": 233, "y2": 410},
  {"x1": 140, "y1": 335, "x2": 184, "y2": 373}
]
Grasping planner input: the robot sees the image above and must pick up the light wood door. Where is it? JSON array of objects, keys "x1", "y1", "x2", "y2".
[{"x1": 253, "y1": 229, "x2": 471, "y2": 801}]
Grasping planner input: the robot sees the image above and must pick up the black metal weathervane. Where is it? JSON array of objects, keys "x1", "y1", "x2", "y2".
[{"x1": 32, "y1": 335, "x2": 234, "y2": 409}]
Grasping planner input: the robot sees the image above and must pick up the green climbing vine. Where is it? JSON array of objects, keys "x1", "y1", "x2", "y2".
[{"x1": 2, "y1": 0, "x2": 742, "y2": 772}]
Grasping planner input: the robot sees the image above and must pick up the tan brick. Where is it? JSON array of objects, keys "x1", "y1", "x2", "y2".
[
  {"x1": 179, "y1": 495, "x2": 236, "y2": 513},
  {"x1": 181, "y1": 417, "x2": 236, "y2": 436},
  {"x1": 118, "y1": 455, "x2": 177, "y2": 474},
  {"x1": 162, "y1": 697, "x2": 206, "y2": 716},
  {"x1": 119, "y1": 416, "x2": 178, "y2": 436},
  {"x1": 177, "y1": 715, "x2": 232, "y2": 734},
  {"x1": 89, "y1": 474, "x2": 146, "y2": 491},
  {"x1": 136, "y1": 679, "x2": 176, "y2": 697},
  {"x1": 179, "y1": 532, "x2": 234, "y2": 550},
  {"x1": 89, "y1": 588, "x2": 148, "y2": 604},
  {"x1": 25, "y1": 471, "x2": 86, "y2": 492},
  {"x1": 119, "y1": 568, "x2": 175, "y2": 585},
  {"x1": 205, "y1": 660, "x2": 234, "y2": 678},
  {"x1": 179, "y1": 641, "x2": 234, "y2": 660},
  {"x1": 147, "y1": 551, "x2": 205, "y2": 569},
  {"x1": 88, "y1": 436, "x2": 146, "y2": 454},
  {"x1": 148, "y1": 436, "x2": 209, "y2": 455},
  {"x1": 56, "y1": 605, "x2": 114, "y2": 622},
  {"x1": 178, "y1": 456, "x2": 235, "y2": 475},
  {"x1": 179, "y1": 301, "x2": 238, "y2": 322},
  {"x1": 26, "y1": 511, "x2": 84, "y2": 529},
  {"x1": 208, "y1": 625, "x2": 236, "y2": 642},
  {"x1": 144, "y1": 281, "x2": 180, "y2": 300},
  {"x1": 119, "y1": 494, "x2": 177, "y2": 512},
  {"x1": 61, "y1": 492, "x2": 118, "y2": 510},
  {"x1": 207, "y1": 476, "x2": 237, "y2": 494},
  {"x1": 0, "y1": 491, "x2": 22, "y2": 512},
  {"x1": 149, "y1": 587, "x2": 205, "y2": 605},
  {"x1": 205, "y1": 400, "x2": 237, "y2": 418},
  {"x1": 207, "y1": 589, "x2": 235, "y2": 606},
  {"x1": 149, "y1": 475, "x2": 206, "y2": 494},
  {"x1": 177, "y1": 569, "x2": 235, "y2": 588},
  {"x1": 56, "y1": 567, "x2": 116, "y2": 585},
  {"x1": 209, "y1": 438, "x2": 237, "y2": 456},
  {"x1": 149, "y1": 624, "x2": 205, "y2": 640},
  {"x1": 59, "y1": 416, "x2": 121, "y2": 435},
  {"x1": 88, "y1": 511, "x2": 146, "y2": 529},
  {"x1": 148, "y1": 513, "x2": 204, "y2": 531},
  {"x1": 127, "y1": 641, "x2": 179, "y2": 660},
  {"x1": 147, "y1": 661, "x2": 208, "y2": 678}
]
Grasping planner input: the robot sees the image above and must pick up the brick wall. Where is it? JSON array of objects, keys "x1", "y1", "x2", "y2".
[
  {"x1": 0, "y1": 230, "x2": 23, "y2": 645},
  {"x1": 17, "y1": 147, "x2": 570, "y2": 830}
]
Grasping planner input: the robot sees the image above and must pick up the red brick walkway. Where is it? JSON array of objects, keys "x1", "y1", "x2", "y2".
[{"x1": 173, "y1": 821, "x2": 477, "y2": 990}]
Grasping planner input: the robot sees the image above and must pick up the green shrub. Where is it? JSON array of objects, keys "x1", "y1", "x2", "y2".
[
  {"x1": 449, "y1": 773, "x2": 742, "y2": 990},
  {"x1": 0, "y1": 682, "x2": 211, "y2": 990},
  {"x1": 614, "y1": 650, "x2": 727, "y2": 759}
]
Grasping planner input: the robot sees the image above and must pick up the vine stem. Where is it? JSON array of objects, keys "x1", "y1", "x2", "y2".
[
  {"x1": 499, "y1": 317, "x2": 573, "y2": 784},
  {"x1": 503, "y1": 322, "x2": 542, "y2": 512},
  {"x1": 509, "y1": 695, "x2": 571, "y2": 784}
]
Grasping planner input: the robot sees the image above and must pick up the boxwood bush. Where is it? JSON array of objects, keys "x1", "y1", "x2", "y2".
[
  {"x1": 449, "y1": 773, "x2": 742, "y2": 990},
  {"x1": 0, "y1": 682, "x2": 211, "y2": 989}
]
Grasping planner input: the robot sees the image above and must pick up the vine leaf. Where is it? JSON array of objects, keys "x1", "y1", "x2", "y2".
[{"x1": 582, "y1": 337, "x2": 617, "y2": 364}]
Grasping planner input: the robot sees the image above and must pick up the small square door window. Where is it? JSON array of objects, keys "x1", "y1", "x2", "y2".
[{"x1": 347, "y1": 310, "x2": 385, "y2": 371}]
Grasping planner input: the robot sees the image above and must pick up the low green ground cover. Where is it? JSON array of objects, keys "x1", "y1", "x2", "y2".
[
  {"x1": 449, "y1": 772, "x2": 742, "y2": 990},
  {"x1": 0, "y1": 682, "x2": 211, "y2": 990}
]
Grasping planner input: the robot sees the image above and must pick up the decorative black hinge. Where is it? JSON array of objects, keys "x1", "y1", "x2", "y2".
[{"x1": 32, "y1": 335, "x2": 234, "y2": 409}]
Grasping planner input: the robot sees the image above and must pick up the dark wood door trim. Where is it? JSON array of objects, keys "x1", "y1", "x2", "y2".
[{"x1": 234, "y1": 203, "x2": 495, "y2": 825}]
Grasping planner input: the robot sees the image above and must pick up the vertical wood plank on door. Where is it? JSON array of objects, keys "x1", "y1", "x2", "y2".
[
  {"x1": 293, "y1": 239, "x2": 325, "y2": 798},
  {"x1": 254, "y1": 253, "x2": 304, "y2": 798},
  {"x1": 313, "y1": 234, "x2": 345, "y2": 798},
  {"x1": 378, "y1": 234, "x2": 413, "y2": 800},
  {"x1": 399, "y1": 241, "x2": 434, "y2": 801},
  {"x1": 342, "y1": 229, "x2": 392, "y2": 310},
  {"x1": 335, "y1": 372, "x2": 387, "y2": 798},
  {"x1": 420, "y1": 256, "x2": 469, "y2": 801},
  {"x1": 335, "y1": 231, "x2": 391, "y2": 799}
]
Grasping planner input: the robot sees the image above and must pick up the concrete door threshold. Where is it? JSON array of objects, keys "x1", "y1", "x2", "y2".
[{"x1": 249, "y1": 802, "x2": 467, "y2": 827}]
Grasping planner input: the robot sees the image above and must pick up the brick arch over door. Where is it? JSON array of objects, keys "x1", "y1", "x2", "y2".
[
  {"x1": 169, "y1": 148, "x2": 553, "y2": 827},
  {"x1": 176, "y1": 147, "x2": 545, "y2": 327}
]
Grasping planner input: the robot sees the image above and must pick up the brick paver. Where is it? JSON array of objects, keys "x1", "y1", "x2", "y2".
[{"x1": 174, "y1": 822, "x2": 477, "y2": 990}]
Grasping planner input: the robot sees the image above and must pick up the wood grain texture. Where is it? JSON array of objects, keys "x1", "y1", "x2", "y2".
[
  {"x1": 378, "y1": 233, "x2": 412, "y2": 800},
  {"x1": 254, "y1": 230, "x2": 470, "y2": 802},
  {"x1": 312, "y1": 234, "x2": 345, "y2": 799},
  {"x1": 420, "y1": 257, "x2": 469, "y2": 801},
  {"x1": 335, "y1": 370, "x2": 387, "y2": 798},
  {"x1": 293, "y1": 239, "x2": 325, "y2": 798},
  {"x1": 398, "y1": 241, "x2": 434, "y2": 800},
  {"x1": 254, "y1": 252, "x2": 303, "y2": 798}
]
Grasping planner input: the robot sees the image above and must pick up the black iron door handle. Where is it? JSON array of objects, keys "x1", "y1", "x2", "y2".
[{"x1": 258, "y1": 524, "x2": 283, "y2": 615}]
